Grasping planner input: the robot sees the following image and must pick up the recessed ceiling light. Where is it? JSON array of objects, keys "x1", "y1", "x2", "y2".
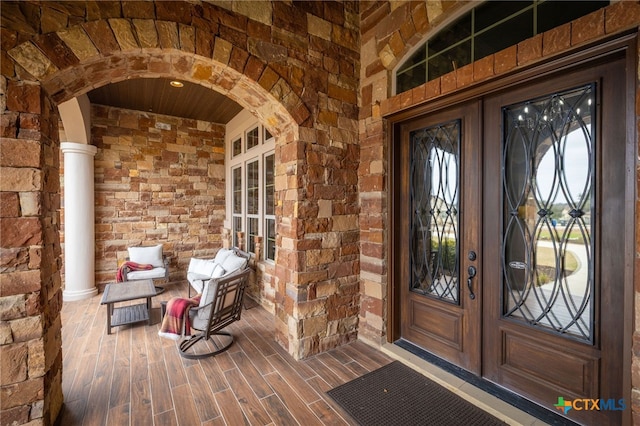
[{"x1": 170, "y1": 80, "x2": 184, "y2": 88}]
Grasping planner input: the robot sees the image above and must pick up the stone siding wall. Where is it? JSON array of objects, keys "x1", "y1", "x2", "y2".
[
  {"x1": 1, "y1": 82, "x2": 63, "y2": 424},
  {"x1": 86, "y1": 105, "x2": 226, "y2": 289},
  {"x1": 357, "y1": 0, "x2": 469, "y2": 346}
]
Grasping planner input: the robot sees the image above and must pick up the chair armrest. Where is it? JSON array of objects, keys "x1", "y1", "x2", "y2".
[
  {"x1": 121, "y1": 263, "x2": 131, "y2": 282},
  {"x1": 163, "y1": 255, "x2": 170, "y2": 278},
  {"x1": 189, "y1": 300, "x2": 215, "y2": 314},
  {"x1": 187, "y1": 274, "x2": 209, "y2": 297},
  {"x1": 185, "y1": 300, "x2": 217, "y2": 325}
]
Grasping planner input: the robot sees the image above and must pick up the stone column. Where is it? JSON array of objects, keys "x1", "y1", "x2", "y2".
[{"x1": 61, "y1": 142, "x2": 98, "y2": 301}]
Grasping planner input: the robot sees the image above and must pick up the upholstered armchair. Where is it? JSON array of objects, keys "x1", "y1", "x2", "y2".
[
  {"x1": 121, "y1": 244, "x2": 169, "y2": 293},
  {"x1": 186, "y1": 248, "x2": 249, "y2": 297},
  {"x1": 178, "y1": 267, "x2": 251, "y2": 359}
]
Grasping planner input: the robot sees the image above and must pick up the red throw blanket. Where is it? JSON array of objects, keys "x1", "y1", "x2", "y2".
[
  {"x1": 116, "y1": 261, "x2": 153, "y2": 283},
  {"x1": 158, "y1": 295, "x2": 201, "y2": 340}
]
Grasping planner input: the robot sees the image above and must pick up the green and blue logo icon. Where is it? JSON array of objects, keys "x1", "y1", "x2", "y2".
[{"x1": 554, "y1": 397, "x2": 572, "y2": 414}]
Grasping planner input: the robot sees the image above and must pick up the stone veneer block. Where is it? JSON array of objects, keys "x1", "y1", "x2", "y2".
[
  {"x1": 229, "y1": 47, "x2": 249, "y2": 74},
  {"x1": 196, "y1": 28, "x2": 213, "y2": 58},
  {"x1": 572, "y1": 8, "x2": 605, "y2": 46},
  {"x1": 108, "y1": 19, "x2": 139, "y2": 51},
  {"x1": 542, "y1": 23, "x2": 571, "y2": 57},
  {"x1": 0, "y1": 139, "x2": 41, "y2": 167},
  {"x1": 457, "y1": 62, "x2": 474, "y2": 87},
  {"x1": 399, "y1": 15, "x2": 417, "y2": 44},
  {"x1": 233, "y1": 1, "x2": 272, "y2": 26},
  {"x1": 133, "y1": 19, "x2": 159, "y2": 48},
  {"x1": 178, "y1": 24, "x2": 195, "y2": 53},
  {"x1": 388, "y1": 31, "x2": 405, "y2": 58},
  {"x1": 0, "y1": 168, "x2": 42, "y2": 192},
  {"x1": 0, "y1": 192, "x2": 20, "y2": 217},
  {"x1": 441, "y1": 71, "x2": 457, "y2": 94},
  {"x1": 57, "y1": 26, "x2": 100, "y2": 61},
  {"x1": 122, "y1": 0, "x2": 155, "y2": 19},
  {"x1": 517, "y1": 34, "x2": 543, "y2": 66},
  {"x1": 494, "y1": 45, "x2": 517, "y2": 75},
  {"x1": 8, "y1": 43, "x2": 58, "y2": 81},
  {"x1": 473, "y1": 55, "x2": 494, "y2": 82},
  {"x1": 361, "y1": 2, "x2": 389, "y2": 36},
  {"x1": 0, "y1": 342, "x2": 28, "y2": 383},
  {"x1": 213, "y1": 37, "x2": 232, "y2": 65},
  {"x1": 308, "y1": 14, "x2": 332, "y2": 41},
  {"x1": 40, "y1": 7, "x2": 69, "y2": 34},
  {"x1": 33, "y1": 33, "x2": 79, "y2": 70},
  {"x1": 82, "y1": 20, "x2": 120, "y2": 55},
  {"x1": 156, "y1": 21, "x2": 180, "y2": 49},
  {"x1": 605, "y1": 2, "x2": 640, "y2": 34},
  {"x1": 378, "y1": 43, "x2": 396, "y2": 69}
]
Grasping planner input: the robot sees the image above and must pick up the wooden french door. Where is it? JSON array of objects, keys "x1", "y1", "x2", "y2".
[
  {"x1": 482, "y1": 54, "x2": 627, "y2": 426},
  {"x1": 397, "y1": 101, "x2": 482, "y2": 374},
  {"x1": 395, "y1": 45, "x2": 630, "y2": 425}
]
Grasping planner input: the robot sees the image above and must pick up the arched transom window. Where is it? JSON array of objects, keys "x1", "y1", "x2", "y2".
[{"x1": 395, "y1": 0, "x2": 609, "y2": 94}]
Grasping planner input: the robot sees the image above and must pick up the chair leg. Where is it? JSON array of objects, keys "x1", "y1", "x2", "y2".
[{"x1": 178, "y1": 331, "x2": 234, "y2": 359}]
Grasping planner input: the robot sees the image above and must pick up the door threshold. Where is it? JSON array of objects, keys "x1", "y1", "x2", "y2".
[{"x1": 381, "y1": 339, "x2": 579, "y2": 426}]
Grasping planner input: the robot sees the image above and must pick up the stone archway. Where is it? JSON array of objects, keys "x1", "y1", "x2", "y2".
[
  {"x1": 9, "y1": 36, "x2": 305, "y2": 139},
  {"x1": 3, "y1": 16, "x2": 308, "y2": 425}
]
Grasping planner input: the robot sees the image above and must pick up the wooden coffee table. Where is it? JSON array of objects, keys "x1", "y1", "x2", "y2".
[{"x1": 100, "y1": 279, "x2": 157, "y2": 334}]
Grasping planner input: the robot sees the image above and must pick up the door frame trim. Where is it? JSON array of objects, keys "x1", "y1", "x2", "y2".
[{"x1": 387, "y1": 32, "x2": 636, "y2": 425}]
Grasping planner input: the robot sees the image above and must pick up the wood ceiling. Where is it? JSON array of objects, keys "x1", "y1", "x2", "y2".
[{"x1": 87, "y1": 78, "x2": 244, "y2": 124}]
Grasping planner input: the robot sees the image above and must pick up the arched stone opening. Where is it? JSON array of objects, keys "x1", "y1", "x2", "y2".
[
  {"x1": 10, "y1": 41, "x2": 304, "y2": 298},
  {"x1": 4, "y1": 24, "x2": 306, "y2": 426}
]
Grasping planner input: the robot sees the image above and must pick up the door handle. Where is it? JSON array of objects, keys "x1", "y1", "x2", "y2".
[{"x1": 467, "y1": 266, "x2": 476, "y2": 300}]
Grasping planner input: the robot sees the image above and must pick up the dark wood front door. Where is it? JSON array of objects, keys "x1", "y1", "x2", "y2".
[
  {"x1": 394, "y1": 45, "x2": 630, "y2": 425},
  {"x1": 397, "y1": 102, "x2": 482, "y2": 374},
  {"x1": 482, "y1": 54, "x2": 628, "y2": 426}
]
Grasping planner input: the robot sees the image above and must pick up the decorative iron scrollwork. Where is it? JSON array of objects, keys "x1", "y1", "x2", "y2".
[{"x1": 502, "y1": 84, "x2": 595, "y2": 342}]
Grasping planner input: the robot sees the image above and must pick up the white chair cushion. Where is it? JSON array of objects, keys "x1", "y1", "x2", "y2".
[
  {"x1": 198, "y1": 280, "x2": 219, "y2": 321},
  {"x1": 187, "y1": 259, "x2": 225, "y2": 295},
  {"x1": 212, "y1": 264, "x2": 226, "y2": 278},
  {"x1": 189, "y1": 307, "x2": 207, "y2": 330},
  {"x1": 128, "y1": 244, "x2": 164, "y2": 268},
  {"x1": 187, "y1": 272, "x2": 209, "y2": 294},
  {"x1": 214, "y1": 248, "x2": 233, "y2": 264},
  {"x1": 188, "y1": 258, "x2": 216, "y2": 277},
  {"x1": 220, "y1": 253, "x2": 247, "y2": 274},
  {"x1": 126, "y1": 267, "x2": 166, "y2": 280}
]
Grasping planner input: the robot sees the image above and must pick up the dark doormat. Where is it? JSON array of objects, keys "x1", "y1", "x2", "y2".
[{"x1": 327, "y1": 361, "x2": 507, "y2": 426}]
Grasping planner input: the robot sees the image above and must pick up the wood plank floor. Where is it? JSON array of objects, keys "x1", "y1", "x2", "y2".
[{"x1": 59, "y1": 282, "x2": 393, "y2": 425}]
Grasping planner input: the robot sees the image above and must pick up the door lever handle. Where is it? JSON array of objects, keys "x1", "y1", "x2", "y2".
[{"x1": 467, "y1": 266, "x2": 476, "y2": 300}]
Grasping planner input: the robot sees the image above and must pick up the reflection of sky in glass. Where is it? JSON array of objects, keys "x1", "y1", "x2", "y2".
[
  {"x1": 431, "y1": 148, "x2": 458, "y2": 204},
  {"x1": 536, "y1": 126, "x2": 590, "y2": 205}
]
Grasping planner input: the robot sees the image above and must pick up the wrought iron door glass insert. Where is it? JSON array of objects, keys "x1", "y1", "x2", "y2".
[
  {"x1": 410, "y1": 120, "x2": 460, "y2": 303},
  {"x1": 502, "y1": 84, "x2": 595, "y2": 342}
]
